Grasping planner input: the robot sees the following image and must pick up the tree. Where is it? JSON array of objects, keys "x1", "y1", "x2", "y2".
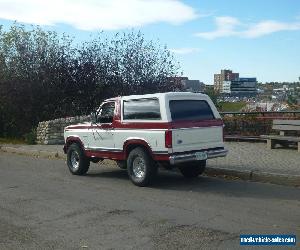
[
  {"x1": 0, "y1": 24, "x2": 180, "y2": 138},
  {"x1": 205, "y1": 87, "x2": 220, "y2": 109},
  {"x1": 71, "y1": 31, "x2": 180, "y2": 111},
  {"x1": 0, "y1": 24, "x2": 76, "y2": 137}
]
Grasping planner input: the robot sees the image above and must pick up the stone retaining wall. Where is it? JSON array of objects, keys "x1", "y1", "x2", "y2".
[{"x1": 36, "y1": 116, "x2": 90, "y2": 145}]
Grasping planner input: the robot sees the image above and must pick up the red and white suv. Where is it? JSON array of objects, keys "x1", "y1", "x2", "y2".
[{"x1": 63, "y1": 92, "x2": 227, "y2": 186}]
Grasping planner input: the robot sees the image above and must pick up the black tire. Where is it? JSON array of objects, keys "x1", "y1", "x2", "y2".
[
  {"x1": 67, "y1": 143, "x2": 90, "y2": 175},
  {"x1": 127, "y1": 147, "x2": 157, "y2": 187},
  {"x1": 179, "y1": 160, "x2": 206, "y2": 178},
  {"x1": 116, "y1": 160, "x2": 127, "y2": 169}
]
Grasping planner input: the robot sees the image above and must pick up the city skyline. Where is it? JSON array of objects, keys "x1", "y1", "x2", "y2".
[{"x1": 0, "y1": 0, "x2": 299, "y2": 84}]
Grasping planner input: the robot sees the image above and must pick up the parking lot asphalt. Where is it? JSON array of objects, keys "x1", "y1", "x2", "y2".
[{"x1": 0, "y1": 152, "x2": 299, "y2": 249}]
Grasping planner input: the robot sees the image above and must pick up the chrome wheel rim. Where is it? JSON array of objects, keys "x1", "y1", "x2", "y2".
[
  {"x1": 132, "y1": 156, "x2": 146, "y2": 179},
  {"x1": 70, "y1": 151, "x2": 80, "y2": 170}
]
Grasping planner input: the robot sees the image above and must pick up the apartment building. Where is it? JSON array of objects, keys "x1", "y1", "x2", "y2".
[{"x1": 214, "y1": 69, "x2": 239, "y2": 92}]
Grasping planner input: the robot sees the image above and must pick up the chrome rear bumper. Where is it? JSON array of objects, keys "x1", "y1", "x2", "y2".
[{"x1": 169, "y1": 148, "x2": 228, "y2": 165}]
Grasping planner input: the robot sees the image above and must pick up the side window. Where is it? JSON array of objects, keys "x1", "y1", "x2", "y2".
[
  {"x1": 97, "y1": 102, "x2": 115, "y2": 123},
  {"x1": 123, "y1": 98, "x2": 161, "y2": 120},
  {"x1": 169, "y1": 100, "x2": 215, "y2": 121}
]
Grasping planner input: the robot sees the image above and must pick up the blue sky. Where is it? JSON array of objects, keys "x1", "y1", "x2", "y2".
[{"x1": 0, "y1": 0, "x2": 299, "y2": 84}]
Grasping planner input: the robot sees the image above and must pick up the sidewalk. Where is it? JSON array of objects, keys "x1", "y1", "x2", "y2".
[
  {"x1": 207, "y1": 142, "x2": 300, "y2": 187},
  {"x1": 1, "y1": 142, "x2": 299, "y2": 187}
]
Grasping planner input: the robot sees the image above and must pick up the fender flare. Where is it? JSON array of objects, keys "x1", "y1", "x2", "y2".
[
  {"x1": 64, "y1": 136, "x2": 85, "y2": 154},
  {"x1": 123, "y1": 138, "x2": 154, "y2": 158}
]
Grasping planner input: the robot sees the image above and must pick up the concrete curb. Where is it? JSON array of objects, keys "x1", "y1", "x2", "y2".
[
  {"x1": 205, "y1": 167, "x2": 300, "y2": 187},
  {"x1": 1, "y1": 145, "x2": 299, "y2": 187},
  {"x1": 0, "y1": 146, "x2": 65, "y2": 160},
  {"x1": 205, "y1": 167, "x2": 252, "y2": 181}
]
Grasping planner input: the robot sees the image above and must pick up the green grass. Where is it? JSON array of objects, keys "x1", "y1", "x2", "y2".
[
  {"x1": 0, "y1": 137, "x2": 25, "y2": 144},
  {"x1": 219, "y1": 102, "x2": 247, "y2": 112}
]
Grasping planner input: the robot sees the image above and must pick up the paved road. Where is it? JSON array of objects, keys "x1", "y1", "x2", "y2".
[{"x1": 0, "y1": 152, "x2": 299, "y2": 249}]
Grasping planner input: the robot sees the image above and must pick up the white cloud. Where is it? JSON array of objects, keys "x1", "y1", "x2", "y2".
[
  {"x1": 169, "y1": 47, "x2": 201, "y2": 55},
  {"x1": 0, "y1": 0, "x2": 197, "y2": 30},
  {"x1": 195, "y1": 16, "x2": 300, "y2": 39},
  {"x1": 195, "y1": 16, "x2": 240, "y2": 39},
  {"x1": 242, "y1": 20, "x2": 300, "y2": 38}
]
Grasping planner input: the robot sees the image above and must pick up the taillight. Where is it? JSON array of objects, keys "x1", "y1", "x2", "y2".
[{"x1": 165, "y1": 130, "x2": 172, "y2": 148}]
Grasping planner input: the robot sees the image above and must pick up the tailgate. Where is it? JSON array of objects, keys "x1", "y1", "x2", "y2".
[{"x1": 172, "y1": 126, "x2": 224, "y2": 153}]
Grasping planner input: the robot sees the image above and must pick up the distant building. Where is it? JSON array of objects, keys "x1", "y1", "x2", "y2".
[
  {"x1": 215, "y1": 69, "x2": 258, "y2": 96},
  {"x1": 220, "y1": 77, "x2": 257, "y2": 96},
  {"x1": 205, "y1": 85, "x2": 214, "y2": 91},
  {"x1": 168, "y1": 76, "x2": 188, "y2": 84},
  {"x1": 214, "y1": 69, "x2": 239, "y2": 92},
  {"x1": 168, "y1": 76, "x2": 189, "y2": 90},
  {"x1": 221, "y1": 81, "x2": 231, "y2": 94},
  {"x1": 230, "y1": 78, "x2": 257, "y2": 96},
  {"x1": 168, "y1": 77, "x2": 205, "y2": 92},
  {"x1": 181, "y1": 79, "x2": 205, "y2": 92}
]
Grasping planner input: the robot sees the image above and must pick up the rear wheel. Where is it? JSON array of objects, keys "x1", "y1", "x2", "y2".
[
  {"x1": 127, "y1": 147, "x2": 157, "y2": 186},
  {"x1": 67, "y1": 143, "x2": 90, "y2": 175},
  {"x1": 179, "y1": 160, "x2": 206, "y2": 178}
]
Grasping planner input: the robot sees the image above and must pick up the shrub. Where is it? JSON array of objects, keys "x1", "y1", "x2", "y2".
[{"x1": 23, "y1": 128, "x2": 37, "y2": 145}]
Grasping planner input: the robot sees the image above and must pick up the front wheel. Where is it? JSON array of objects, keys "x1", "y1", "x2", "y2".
[
  {"x1": 179, "y1": 160, "x2": 206, "y2": 178},
  {"x1": 127, "y1": 147, "x2": 157, "y2": 186},
  {"x1": 67, "y1": 143, "x2": 90, "y2": 175}
]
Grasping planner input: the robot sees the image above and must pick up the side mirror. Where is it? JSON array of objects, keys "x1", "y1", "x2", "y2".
[{"x1": 90, "y1": 112, "x2": 97, "y2": 124}]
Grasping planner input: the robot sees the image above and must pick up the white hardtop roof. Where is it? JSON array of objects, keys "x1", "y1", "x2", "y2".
[{"x1": 120, "y1": 92, "x2": 208, "y2": 100}]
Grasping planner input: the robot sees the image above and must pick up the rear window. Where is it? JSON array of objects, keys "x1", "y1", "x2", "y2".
[
  {"x1": 169, "y1": 100, "x2": 215, "y2": 121},
  {"x1": 123, "y1": 98, "x2": 161, "y2": 120}
]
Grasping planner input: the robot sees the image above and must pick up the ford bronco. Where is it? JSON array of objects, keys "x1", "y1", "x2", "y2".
[{"x1": 63, "y1": 92, "x2": 227, "y2": 186}]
